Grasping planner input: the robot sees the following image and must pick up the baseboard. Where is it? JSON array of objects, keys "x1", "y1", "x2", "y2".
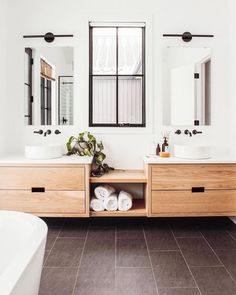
[{"x1": 229, "y1": 217, "x2": 236, "y2": 224}]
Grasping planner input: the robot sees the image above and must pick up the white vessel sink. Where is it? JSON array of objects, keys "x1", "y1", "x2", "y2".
[
  {"x1": 25, "y1": 144, "x2": 63, "y2": 159},
  {"x1": 174, "y1": 144, "x2": 211, "y2": 160}
]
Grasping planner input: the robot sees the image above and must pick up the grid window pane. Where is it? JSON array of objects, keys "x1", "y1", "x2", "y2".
[
  {"x1": 118, "y1": 28, "x2": 142, "y2": 75},
  {"x1": 92, "y1": 76, "x2": 117, "y2": 124},
  {"x1": 118, "y1": 76, "x2": 143, "y2": 124},
  {"x1": 89, "y1": 24, "x2": 145, "y2": 127},
  {"x1": 92, "y1": 28, "x2": 116, "y2": 75}
]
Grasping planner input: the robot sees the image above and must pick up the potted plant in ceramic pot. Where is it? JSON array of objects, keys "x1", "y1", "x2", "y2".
[{"x1": 66, "y1": 131, "x2": 114, "y2": 177}]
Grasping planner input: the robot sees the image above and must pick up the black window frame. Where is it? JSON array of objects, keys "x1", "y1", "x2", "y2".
[
  {"x1": 24, "y1": 47, "x2": 33, "y2": 125},
  {"x1": 89, "y1": 23, "x2": 146, "y2": 127}
]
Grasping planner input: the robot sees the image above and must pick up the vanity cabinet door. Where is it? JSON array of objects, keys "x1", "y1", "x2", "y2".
[
  {"x1": 0, "y1": 190, "x2": 86, "y2": 215},
  {"x1": 151, "y1": 164, "x2": 236, "y2": 190},
  {"x1": 0, "y1": 166, "x2": 85, "y2": 190},
  {"x1": 151, "y1": 190, "x2": 236, "y2": 216}
]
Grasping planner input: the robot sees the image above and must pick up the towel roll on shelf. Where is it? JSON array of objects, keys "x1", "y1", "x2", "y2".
[
  {"x1": 118, "y1": 191, "x2": 133, "y2": 211},
  {"x1": 104, "y1": 193, "x2": 118, "y2": 211},
  {"x1": 90, "y1": 197, "x2": 105, "y2": 212},
  {"x1": 94, "y1": 184, "x2": 116, "y2": 200}
]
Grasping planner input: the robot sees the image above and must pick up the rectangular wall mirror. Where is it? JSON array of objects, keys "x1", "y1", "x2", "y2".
[
  {"x1": 24, "y1": 47, "x2": 74, "y2": 125},
  {"x1": 162, "y1": 47, "x2": 211, "y2": 126}
]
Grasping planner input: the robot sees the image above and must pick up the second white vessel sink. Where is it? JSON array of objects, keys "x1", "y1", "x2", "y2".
[
  {"x1": 25, "y1": 144, "x2": 63, "y2": 160},
  {"x1": 174, "y1": 144, "x2": 211, "y2": 160}
]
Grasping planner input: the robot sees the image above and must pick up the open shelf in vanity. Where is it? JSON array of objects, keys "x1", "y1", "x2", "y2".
[{"x1": 89, "y1": 169, "x2": 148, "y2": 217}]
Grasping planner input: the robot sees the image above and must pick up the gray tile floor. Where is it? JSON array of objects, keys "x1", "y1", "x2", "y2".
[{"x1": 40, "y1": 217, "x2": 236, "y2": 295}]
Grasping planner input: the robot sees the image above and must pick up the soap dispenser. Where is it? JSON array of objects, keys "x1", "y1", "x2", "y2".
[
  {"x1": 162, "y1": 137, "x2": 169, "y2": 152},
  {"x1": 156, "y1": 144, "x2": 161, "y2": 156}
]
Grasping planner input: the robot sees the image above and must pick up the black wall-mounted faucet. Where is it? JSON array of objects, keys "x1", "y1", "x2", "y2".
[
  {"x1": 33, "y1": 130, "x2": 43, "y2": 135},
  {"x1": 55, "y1": 130, "x2": 61, "y2": 135},
  {"x1": 175, "y1": 129, "x2": 181, "y2": 135},
  {"x1": 184, "y1": 129, "x2": 192, "y2": 137},
  {"x1": 192, "y1": 130, "x2": 203, "y2": 135},
  {"x1": 44, "y1": 130, "x2": 51, "y2": 137}
]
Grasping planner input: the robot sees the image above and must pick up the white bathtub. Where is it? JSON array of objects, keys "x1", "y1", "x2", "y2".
[{"x1": 0, "y1": 211, "x2": 48, "y2": 295}]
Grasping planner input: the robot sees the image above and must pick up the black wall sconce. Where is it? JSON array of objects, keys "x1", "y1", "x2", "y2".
[
  {"x1": 23, "y1": 32, "x2": 73, "y2": 43},
  {"x1": 163, "y1": 31, "x2": 214, "y2": 42}
]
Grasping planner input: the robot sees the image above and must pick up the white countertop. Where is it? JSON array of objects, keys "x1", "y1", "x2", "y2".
[
  {"x1": 0, "y1": 155, "x2": 93, "y2": 165},
  {"x1": 143, "y1": 155, "x2": 236, "y2": 164}
]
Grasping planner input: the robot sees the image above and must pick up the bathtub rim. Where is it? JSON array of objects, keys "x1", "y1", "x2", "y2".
[{"x1": 0, "y1": 210, "x2": 48, "y2": 295}]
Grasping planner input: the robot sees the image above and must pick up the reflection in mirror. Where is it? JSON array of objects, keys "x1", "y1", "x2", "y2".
[
  {"x1": 24, "y1": 47, "x2": 73, "y2": 125},
  {"x1": 163, "y1": 47, "x2": 211, "y2": 126}
]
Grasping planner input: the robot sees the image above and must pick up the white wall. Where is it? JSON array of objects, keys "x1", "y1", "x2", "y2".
[
  {"x1": 0, "y1": 0, "x2": 7, "y2": 156},
  {"x1": 228, "y1": 0, "x2": 236, "y2": 151},
  {"x1": 1, "y1": 0, "x2": 232, "y2": 168}
]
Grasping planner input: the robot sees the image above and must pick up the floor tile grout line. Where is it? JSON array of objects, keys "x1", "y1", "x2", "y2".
[
  {"x1": 227, "y1": 230, "x2": 236, "y2": 242},
  {"x1": 169, "y1": 225, "x2": 203, "y2": 295},
  {"x1": 190, "y1": 265, "x2": 230, "y2": 268},
  {"x1": 116, "y1": 266, "x2": 153, "y2": 269},
  {"x1": 142, "y1": 224, "x2": 160, "y2": 295},
  {"x1": 149, "y1": 249, "x2": 180, "y2": 253},
  {"x1": 43, "y1": 224, "x2": 64, "y2": 266},
  {"x1": 71, "y1": 225, "x2": 89, "y2": 295},
  {"x1": 200, "y1": 231, "x2": 236, "y2": 286}
]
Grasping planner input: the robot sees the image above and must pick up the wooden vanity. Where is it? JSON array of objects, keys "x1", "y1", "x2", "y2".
[
  {"x1": 1, "y1": 156, "x2": 236, "y2": 218},
  {"x1": 145, "y1": 163, "x2": 236, "y2": 217},
  {"x1": 0, "y1": 157, "x2": 91, "y2": 217}
]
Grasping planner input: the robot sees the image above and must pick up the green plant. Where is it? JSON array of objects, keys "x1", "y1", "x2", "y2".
[{"x1": 66, "y1": 131, "x2": 114, "y2": 177}]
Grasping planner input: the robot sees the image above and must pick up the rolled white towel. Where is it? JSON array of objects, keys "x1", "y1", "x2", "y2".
[
  {"x1": 90, "y1": 197, "x2": 105, "y2": 212},
  {"x1": 94, "y1": 185, "x2": 116, "y2": 200},
  {"x1": 118, "y1": 191, "x2": 133, "y2": 211},
  {"x1": 104, "y1": 193, "x2": 118, "y2": 211}
]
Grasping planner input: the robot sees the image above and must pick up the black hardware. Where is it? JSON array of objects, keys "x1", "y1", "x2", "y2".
[
  {"x1": 192, "y1": 187, "x2": 205, "y2": 193},
  {"x1": 192, "y1": 130, "x2": 203, "y2": 135},
  {"x1": 33, "y1": 130, "x2": 43, "y2": 135},
  {"x1": 184, "y1": 129, "x2": 192, "y2": 137},
  {"x1": 62, "y1": 117, "x2": 68, "y2": 125},
  {"x1": 44, "y1": 130, "x2": 51, "y2": 137},
  {"x1": 55, "y1": 130, "x2": 61, "y2": 135},
  {"x1": 175, "y1": 129, "x2": 181, "y2": 135},
  {"x1": 194, "y1": 73, "x2": 200, "y2": 79},
  {"x1": 194, "y1": 120, "x2": 200, "y2": 126},
  {"x1": 23, "y1": 32, "x2": 74, "y2": 43},
  {"x1": 31, "y1": 187, "x2": 45, "y2": 193},
  {"x1": 163, "y1": 31, "x2": 214, "y2": 42}
]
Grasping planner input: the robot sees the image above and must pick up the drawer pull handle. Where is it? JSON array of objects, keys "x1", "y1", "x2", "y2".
[
  {"x1": 31, "y1": 187, "x2": 45, "y2": 193},
  {"x1": 192, "y1": 187, "x2": 205, "y2": 193}
]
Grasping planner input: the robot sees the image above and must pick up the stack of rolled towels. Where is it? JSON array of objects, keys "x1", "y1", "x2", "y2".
[{"x1": 90, "y1": 184, "x2": 133, "y2": 212}]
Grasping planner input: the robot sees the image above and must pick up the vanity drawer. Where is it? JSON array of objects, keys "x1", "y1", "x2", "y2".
[
  {"x1": 151, "y1": 190, "x2": 236, "y2": 216},
  {"x1": 0, "y1": 190, "x2": 85, "y2": 214},
  {"x1": 0, "y1": 166, "x2": 85, "y2": 190},
  {"x1": 151, "y1": 164, "x2": 236, "y2": 190}
]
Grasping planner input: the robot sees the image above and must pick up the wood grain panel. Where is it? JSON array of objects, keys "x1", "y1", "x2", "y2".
[
  {"x1": 151, "y1": 164, "x2": 236, "y2": 190},
  {"x1": 151, "y1": 190, "x2": 236, "y2": 216},
  {"x1": 90, "y1": 169, "x2": 147, "y2": 183},
  {"x1": 0, "y1": 166, "x2": 85, "y2": 190},
  {"x1": 0, "y1": 190, "x2": 85, "y2": 213}
]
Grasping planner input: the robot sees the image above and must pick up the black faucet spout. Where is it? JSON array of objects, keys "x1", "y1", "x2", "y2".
[
  {"x1": 44, "y1": 130, "x2": 51, "y2": 137},
  {"x1": 184, "y1": 129, "x2": 192, "y2": 137}
]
